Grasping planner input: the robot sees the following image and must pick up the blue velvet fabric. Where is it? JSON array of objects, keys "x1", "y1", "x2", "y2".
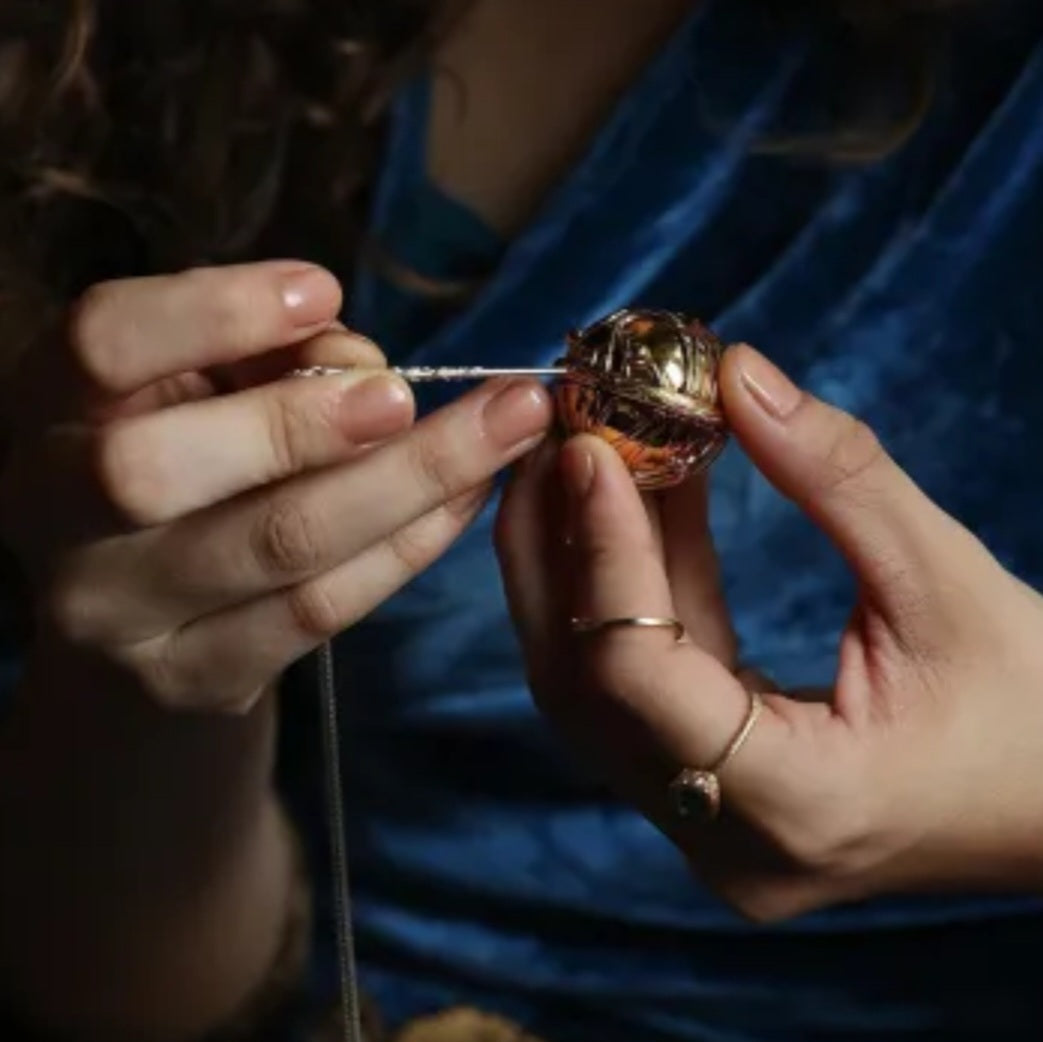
[{"x1": 281, "y1": 0, "x2": 1043, "y2": 1037}]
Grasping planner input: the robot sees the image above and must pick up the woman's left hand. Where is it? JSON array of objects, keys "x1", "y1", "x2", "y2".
[{"x1": 495, "y1": 344, "x2": 1043, "y2": 921}]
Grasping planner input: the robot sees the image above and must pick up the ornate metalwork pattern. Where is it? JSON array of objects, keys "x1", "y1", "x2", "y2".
[{"x1": 553, "y1": 309, "x2": 729, "y2": 489}]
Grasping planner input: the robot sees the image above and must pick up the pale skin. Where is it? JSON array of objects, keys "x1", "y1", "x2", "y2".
[
  {"x1": 0, "y1": 261, "x2": 553, "y2": 1040},
  {"x1": 495, "y1": 346, "x2": 1043, "y2": 919},
  {"x1": 2, "y1": 1, "x2": 1041, "y2": 1040}
]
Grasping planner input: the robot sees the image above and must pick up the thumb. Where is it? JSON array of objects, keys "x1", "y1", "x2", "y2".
[{"x1": 719, "y1": 344, "x2": 985, "y2": 624}]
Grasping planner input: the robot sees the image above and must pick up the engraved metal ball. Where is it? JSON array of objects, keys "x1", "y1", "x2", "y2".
[{"x1": 553, "y1": 308, "x2": 728, "y2": 490}]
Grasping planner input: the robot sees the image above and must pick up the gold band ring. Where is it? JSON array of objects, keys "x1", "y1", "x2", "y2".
[
  {"x1": 569, "y1": 616, "x2": 687, "y2": 643},
  {"x1": 668, "y1": 689, "x2": 764, "y2": 824}
]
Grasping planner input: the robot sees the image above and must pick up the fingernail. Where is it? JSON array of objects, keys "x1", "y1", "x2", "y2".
[
  {"x1": 559, "y1": 442, "x2": 594, "y2": 549},
  {"x1": 561, "y1": 441, "x2": 595, "y2": 500},
  {"x1": 339, "y1": 373, "x2": 413, "y2": 440},
  {"x1": 483, "y1": 380, "x2": 552, "y2": 448},
  {"x1": 739, "y1": 348, "x2": 802, "y2": 420},
  {"x1": 281, "y1": 267, "x2": 342, "y2": 328}
]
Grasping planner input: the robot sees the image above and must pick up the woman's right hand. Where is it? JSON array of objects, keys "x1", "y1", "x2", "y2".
[{"x1": 0, "y1": 261, "x2": 553, "y2": 713}]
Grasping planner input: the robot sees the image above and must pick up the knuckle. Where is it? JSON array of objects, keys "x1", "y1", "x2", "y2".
[
  {"x1": 264, "y1": 391, "x2": 317, "y2": 477},
  {"x1": 67, "y1": 282, "x2": 124, "y2": 389},
  {"x1": 870, "y1": 554, "x2": 932, "y2": 631},
  {"x1": 386, "y1": 514, "x2": 444, "y2": 576},
  {"x1": 445, "y1": 483, "x2": 492, "y2": 524},
  {"x1": 91, "y1": 422, "x2": 165, "y2": 527},
  {"x1": 771, "y1": 787, "x2": 874, "y2": 876},
  {"x1": 129, "y1": 635, "x2": 262, "y2": 715},
  {"x1": 252, "y1": 496, "x2": 327, "y2": 578},
  {"x1": 582, "y1": 639, "x2": 660, "y2": 706},
  {"x1": 129, "y1": 641, "x2": 202, "y2": 712},
  {"x1": 385, "y1": 511, "x2": 446, "y2": 575},
  {"x1": 189, "y1": 269, "x2": 260, "y2": 352},
  {"x1": 815, "y1": 414, "x2": 887, "y2": 501},
  {"x1": 407, "y1": 432, "x2": 465, "y2": 504},
  {"x1": 384, "y1": 487, "x2": 488, "y2": 579},
  {"x1": 285, "y1": 579, "x2": 343, "y2": 640},
  {"x1": 42, "y1": 572, "x2": 104, "y2": 646},
  {"x1": 386, "y1": 530, "x2": 429, "y2": 577},
  {"x1": 138, "y1": 657, "x2": 193, "y2": 712}
]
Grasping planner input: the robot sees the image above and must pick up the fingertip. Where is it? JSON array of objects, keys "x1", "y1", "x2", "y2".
[
  {"x1": 297, "y1": 326, "x2": 387, "y2": 370},
  {"x1": 559, "y1": 435, "x2": 596, "y2": 501},
  {"x1": 336, "y1": 370, "x2": 416, "y2": 441},
  {"x1": 717, "y1": 342, "x2": 751, "y2": 409},
  {"x1": 383, "y1": 370, "x2": 416, "y2": 413},
  {"x1": 720, "y1": 343, "x2": 804, "y2": 428},
  {"x1": 559, "y1": 433, "x2": 641, "y2": 501},
  {"x1": 561, "y1": 435, "x2": 661, "y2": 562},
  {"x1": 279, "y1": 264, "x2": 344, "y2": 330}
]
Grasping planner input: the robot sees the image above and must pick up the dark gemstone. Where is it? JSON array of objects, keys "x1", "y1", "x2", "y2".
[{"x1": 669, "y1": 769, "x2": 719, "y2": 822}]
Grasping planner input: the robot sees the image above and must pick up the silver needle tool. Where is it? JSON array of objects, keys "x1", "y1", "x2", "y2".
[{"x1": 293, "y1": 365, "x2": 567, "y2": 382}]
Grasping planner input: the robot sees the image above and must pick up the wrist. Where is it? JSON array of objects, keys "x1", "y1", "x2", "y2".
[
  {"x1": 0, "y1": 646, "x2": 294, "y2": 1040},
  {"x1": 3, "y1": 637, "x2": 284, "y2": 909}
]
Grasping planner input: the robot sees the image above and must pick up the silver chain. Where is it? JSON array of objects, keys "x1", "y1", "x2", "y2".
[
  {"x1": 317, "y1": 640, "x2": 363, "y2": 1042},
  {"x1": 297, "y1": 358, "x2": 566, "y2": 1042}
]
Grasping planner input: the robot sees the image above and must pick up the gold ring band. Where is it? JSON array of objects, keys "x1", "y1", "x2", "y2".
[
  {"x1": 569, "y1": 616, "x2": 687, "y2": 643},
  {"x1": 668, "y1": 689, "x2": 764, "y2": 824}
]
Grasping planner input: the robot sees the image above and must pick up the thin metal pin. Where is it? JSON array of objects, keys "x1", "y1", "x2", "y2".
[
  {"x1": 291, "y1": 365, "x2": 567, "y2": 383},
  {"x1": 396, "y1": 365, "x2": 567, "y2": 382}
]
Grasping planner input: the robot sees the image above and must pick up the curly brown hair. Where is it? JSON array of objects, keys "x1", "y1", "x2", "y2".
[{"x1": 0, "y1": 0, "x2": 963, "y2": 376}]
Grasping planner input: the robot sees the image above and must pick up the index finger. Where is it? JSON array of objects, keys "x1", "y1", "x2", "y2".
[{"x1": 66, "y1": 261, "x2": 342, "y2": 397}]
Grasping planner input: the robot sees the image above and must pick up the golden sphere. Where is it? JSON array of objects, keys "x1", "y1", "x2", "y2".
[{"x1": 553, "y1": 308, "x2": 728, "y2": 489}]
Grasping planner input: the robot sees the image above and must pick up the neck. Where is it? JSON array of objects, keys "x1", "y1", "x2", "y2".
[{"x1": 428, "y1": 0, "x2": 698, "y2": 236}]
